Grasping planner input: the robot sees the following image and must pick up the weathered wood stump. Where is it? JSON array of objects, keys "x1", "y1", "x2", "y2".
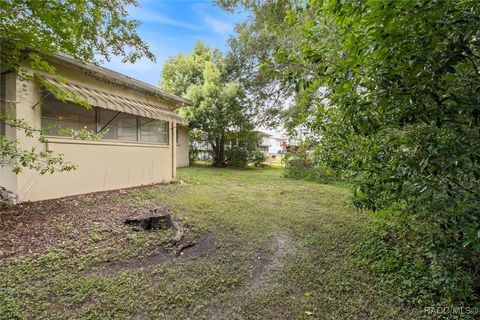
[{"x1": 125, "y1": 207, "x2": 174, "y2": 230}]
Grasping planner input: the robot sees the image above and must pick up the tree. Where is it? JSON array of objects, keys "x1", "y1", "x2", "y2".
[
  {"x1": 1, "y1": 0, "x2": 153, "y2": 73},
  {"x1": 282, "y1": 0, "x2": 480, "y2": 306},
  {"x1": 216, "y1": 0, "x2": 304, "y2": 128},
  {"x1": 220, "y1": 0, "x2": 480, "y2": 307},
  {"x1": 161, "y1": 42, "x2": 258, "y2": 167},
  {"x1": 0, "y1": 0, "x2": 154, "y2": 174}
]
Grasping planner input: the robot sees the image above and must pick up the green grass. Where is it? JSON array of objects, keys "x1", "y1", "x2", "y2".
[{"x1": 0, "y1": 167, "x2": 419, "y2": 319}]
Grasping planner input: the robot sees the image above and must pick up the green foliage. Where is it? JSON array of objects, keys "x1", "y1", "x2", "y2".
[
  {"x1": 217, "y1": 0, "x2": 303, "y2": 127},
  {"x1": 271, "y1": 0, "x2": 480, "y2": 308},
  {"x1": 0, "y1": 0, "x2": 154, "y2": 73},
  {"x1": 0, "y1": 112, "x2": 78, "y2": 174},
  {"x1": 0, "y1": 0, "x2": 153, "y2": 176},
  {"x1": 283, "y1": 139, "x2": 337, "y2": 183},
  {"x1": 223, "y1": 0, "x2": 480, "y2": 308},
  {"x1": 224, "y1": 131, "x2": 266, "y2": 168},
  {"x1": 161, "y1": 42, "x2": 256, "y2": 167},
  {"x1": 249, "y1": 149, "x2": 267, "y2": 168},
  {"x1": 358, "y1": 210, "x2": 479, "y2": 308}
]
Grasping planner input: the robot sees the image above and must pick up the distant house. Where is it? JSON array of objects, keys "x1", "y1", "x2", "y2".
[
  {"x1": 256, "y1": 130, "x2": 288, "y2": 155},
  {"x1": 189, "y1": 130, "x2": 292, "y2": 162},
  {"x1": 0, "y1": 53, "x2": 190, "y2": 202}
]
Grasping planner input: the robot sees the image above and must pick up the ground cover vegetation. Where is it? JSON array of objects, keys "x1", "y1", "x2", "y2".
[
  {"x1": 0, "y1": 168, "x2": 421, "y2": 319},
  {"x1": 217, "y1": 0, "x2": 480, "y2": 310}
]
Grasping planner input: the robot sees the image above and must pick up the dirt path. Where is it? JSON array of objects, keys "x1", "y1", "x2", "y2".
[{"x1": 195, "y1": 233, "x2": 297, "y2": 319}]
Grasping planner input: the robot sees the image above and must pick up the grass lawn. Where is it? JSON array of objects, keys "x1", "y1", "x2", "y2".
[{"x1": 0, "y1": 167, "x2": 419, "y2": 319}]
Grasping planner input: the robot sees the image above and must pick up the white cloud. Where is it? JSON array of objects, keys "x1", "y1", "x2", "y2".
[
  {"x1": 131, "y1": 8, "x2": 201, "y2": 31},
  {"x1": 204, "y1": 16, "x2": 234, "y2": 34},
  {"x1": 191, "y1": 2, "x2": 235, "y2": 35}
]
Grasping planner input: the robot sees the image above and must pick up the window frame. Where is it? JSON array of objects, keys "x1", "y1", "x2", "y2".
[
  {"x1": 138, "y1": 116, "x2": 169, "y2": 144},
  {"x1": 41, "y1": 95, "x2": 170, "y2": 145}
]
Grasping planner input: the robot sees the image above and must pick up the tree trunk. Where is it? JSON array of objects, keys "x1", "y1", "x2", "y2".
[
  {"x1": 219, "y1": 138, "x2": 225, "y2": 166},
  {"x1": 212, "y1": 137, "x2": 226, "y2": 167}
]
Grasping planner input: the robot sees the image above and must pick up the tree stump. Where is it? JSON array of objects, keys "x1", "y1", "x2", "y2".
[{"x1": 125, "y1": 207, "x2": 174, "y2": 230}]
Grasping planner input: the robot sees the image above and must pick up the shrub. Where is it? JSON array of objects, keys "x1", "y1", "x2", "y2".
[
  {"x1": 357, "y1": 208, "x2": 480, "y2": 309},
  {"x1": 225, "y1": 147, "x2": 249, "y2": 168},
  {"x1": 283, "y1": 140, "x2": 336, "y2": 183},
  {"x1": 250, "y1": 149, "x2": 267, "y2": 167}
]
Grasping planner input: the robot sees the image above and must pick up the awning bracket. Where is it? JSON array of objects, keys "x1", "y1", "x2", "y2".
[{"x1": 98, "y1": 111, "x2": 121, "y2": 134}]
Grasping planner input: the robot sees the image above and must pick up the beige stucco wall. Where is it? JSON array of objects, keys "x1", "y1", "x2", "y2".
[
  {"x1": 43, "y1": 59, "x2": 179, "y2": 111},
  {"x1": 0, "y1": 71, "x2": 18, "y2": 193},
  {"x1": 176, "y1": 126, "x2": 189, "y2": 168},
  {"x1": 23, "y1": 139, "x2": 173, "y2": 201},
  {"x1": 0, "y1": 60, "x2": 185, "y2": 202}
]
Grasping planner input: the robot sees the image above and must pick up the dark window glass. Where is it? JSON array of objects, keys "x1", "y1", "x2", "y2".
[
  {"x1": 41, "y1": 94, "x2": 96, "y2": 136},
  {"x1": 139, "y1": 117, "x2": 168, "y2": 144},
  {"x1": 41, "y1": 94, "x2": 169, "y2": 144},
  {"x1": 98, "y1": 109, "x2": 137, "y2": 141}
]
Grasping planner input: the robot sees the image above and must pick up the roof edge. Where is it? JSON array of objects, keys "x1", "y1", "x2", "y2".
[{"x1": 50, "y1": 53, "x2": 192, "y2": 108}]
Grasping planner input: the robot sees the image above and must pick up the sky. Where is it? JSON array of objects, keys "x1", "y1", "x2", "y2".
[
  {"x1": 101, "y1": 0, "x2": 285, "y2": 137},
  {"x1": 101, "y1": 0, "x2": 246, "y2": 87}
]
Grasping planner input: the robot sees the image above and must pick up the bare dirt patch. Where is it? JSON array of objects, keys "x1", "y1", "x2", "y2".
[
  {"x1": 85, "y1": 232, "x2": 217, "y2": 276},
  {"x1": 249, "y1": 234, "x2": 296, "y2": 290},
  {"x1": 0, "y1": 184, "x2": 169, "y2": 260}
]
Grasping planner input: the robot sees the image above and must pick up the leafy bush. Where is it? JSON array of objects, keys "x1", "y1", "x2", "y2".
[
  {"x1": 276, "y1": 0, "x2": 480, "y2": 309},
  {"x1": 225, "y1": 147, "x2": 249, "y2": 168},
  {"x1": 283, "y1": 140, "x2": 336, "y2": 183},
  {"x1": 357, "y1": 209, "x2": 480, "y2": 309},
  {"x1": 250, "y1": 149, "x2": 267, "y2": 167},
  {"x1": 225, "y1": 146, "x2": 267, "y2": 168}
]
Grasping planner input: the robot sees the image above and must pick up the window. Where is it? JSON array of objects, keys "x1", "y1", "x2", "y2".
[
  {"x1": 41, "y1": 94, "x2": 96, "y2": 135},
  {"x1": 41, "y1": 95, "x2": 169, "y2": 144},
  {"x1": 139, "y1": 117, "x2": 168, "y2": 144},
  {"x1": 176, "y1": 127, "x2": 179, "y2": 145},
  {"x1": 98, "y1": 109, "x2": 137, "y2": 141}
]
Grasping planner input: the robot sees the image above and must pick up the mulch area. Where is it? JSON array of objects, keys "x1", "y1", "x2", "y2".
[{"x1": 0, "y1": 184, "x2": 166, "y2": 261}]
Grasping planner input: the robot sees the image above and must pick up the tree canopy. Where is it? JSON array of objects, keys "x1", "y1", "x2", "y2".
[
  {"x1": 0, "y1": 0, "x2": 154, "y2": 175},
  {"x1": 161, "y1": 42, "x2": 260, "y2": 167},
  {"x1": 1, "y1": 0, "x2": 154, "y2": 73},
  {"x1": 219, "y1": 0, "x2": 480, "y2": 308}
]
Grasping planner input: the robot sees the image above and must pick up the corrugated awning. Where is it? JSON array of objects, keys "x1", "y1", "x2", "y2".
[{"x1": 44, "y1": 77, "x2": 187, "y2": 125}]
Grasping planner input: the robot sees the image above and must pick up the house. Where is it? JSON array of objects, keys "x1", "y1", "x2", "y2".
[
  {"x1": 257, "y1": 130, "x2": 272, "y2": 153},
  {"x1": 0, "y1": 53, "x2": 190, "y2": 203},
  {"x1": 256, "y1": 130, "x2": 288, "y2": 155}
]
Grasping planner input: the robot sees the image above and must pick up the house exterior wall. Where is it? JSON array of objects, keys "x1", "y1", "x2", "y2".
[
  {"x1": 176, "y1": 125, "x2": 189, "y2": 167},
  {"x1": 258, "y1": 134, "x2": 285, "y2": 155},
  {"x1": 0, "y1": 71, "x2": 17, "y2": 193},
  {"x1": 259, "y1": 135, "x2": 272, "y2": 148},
  {"x1": 0, "y1": 61, "x2": 187, "y2": 202},
  {"x1": 25, "y1": 138, "x2": 173, "y2": 201},
  {"x1": 268, "y1": 138, "x2": 286, "y2": 155}
]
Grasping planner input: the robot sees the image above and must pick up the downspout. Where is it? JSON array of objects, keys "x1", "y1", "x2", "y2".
[
  {"x1": 171, "y1": 122, "x2": 176, "y2": 180},
  {"x1": 17, "y1": 137, "x2": 50, "y2": 202},
  {"x1": 17, "y1": 172, "x2": 41, "y2": 202}
]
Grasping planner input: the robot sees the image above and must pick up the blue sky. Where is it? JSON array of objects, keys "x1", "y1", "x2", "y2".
[{"x1": 101, "y1": 0, "x2": 246, "y2": 86}]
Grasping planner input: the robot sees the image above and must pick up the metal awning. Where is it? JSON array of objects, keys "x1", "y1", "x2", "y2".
[{"x1": 44, "y1": 77, "x2": 188, "y2": 125}]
